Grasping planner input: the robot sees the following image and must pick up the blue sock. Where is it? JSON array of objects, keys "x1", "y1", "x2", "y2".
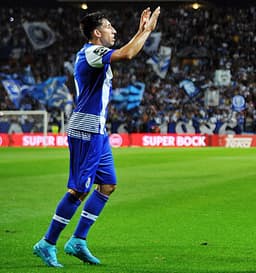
[
  {"x1": 74, "y1": 190, "x2": 109, "y2": 239},
  {"x1": 45, "y1": 192, "x2": 81, "y2": 245}
]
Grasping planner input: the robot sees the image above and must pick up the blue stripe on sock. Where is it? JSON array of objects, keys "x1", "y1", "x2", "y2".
[
  {"x1": 74, "y1": 190, "x2": 109, "y2": 239},
  {"x1": 45, "y1": 192, "x2": 81, "y2": 244}
]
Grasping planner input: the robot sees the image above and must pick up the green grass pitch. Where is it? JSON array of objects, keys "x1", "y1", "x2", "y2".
[{"x1": 0, "y1": 147, "x2": 256, "y2": 273}]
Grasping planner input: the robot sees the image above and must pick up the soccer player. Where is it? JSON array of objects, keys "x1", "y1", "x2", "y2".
[{"x1": 33, "y1": 6, "x2": 160, "y2": 267}]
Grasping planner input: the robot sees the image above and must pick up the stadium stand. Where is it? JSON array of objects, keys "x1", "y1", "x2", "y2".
[{"x1": 0, "y1": 2, "x2": 255, "y2": 134}]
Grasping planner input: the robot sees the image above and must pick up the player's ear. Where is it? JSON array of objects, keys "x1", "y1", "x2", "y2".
[{"x1": 94, "y1": 29, "x2": 102, "y2": 38}]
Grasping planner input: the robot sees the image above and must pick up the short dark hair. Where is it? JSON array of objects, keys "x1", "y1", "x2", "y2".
[{"x1": 80, "y1": 11, "x2": 106, "y2": 40}]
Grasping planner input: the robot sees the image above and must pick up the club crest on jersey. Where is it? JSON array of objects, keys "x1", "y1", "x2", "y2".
[{"x1": 93, "y1": 46, "x2": 108, "y2": 56}]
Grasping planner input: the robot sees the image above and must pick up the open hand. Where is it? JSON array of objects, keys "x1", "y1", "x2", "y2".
[
  {"x1": 139, "y1": 7, "x2": 151, "y2": 33},
  {"x1": 144, "y1": 6, "x2": 160, "y2": 32}
]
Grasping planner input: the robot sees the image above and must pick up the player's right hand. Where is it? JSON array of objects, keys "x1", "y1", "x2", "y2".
[{"x1": 144, "y1": 6, "x2": 160, "y2": 32}]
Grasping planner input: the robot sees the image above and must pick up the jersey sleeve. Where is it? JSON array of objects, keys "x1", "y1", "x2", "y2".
[{"x1": 85, "y1": 45, "x2": 115, "y2": 68}]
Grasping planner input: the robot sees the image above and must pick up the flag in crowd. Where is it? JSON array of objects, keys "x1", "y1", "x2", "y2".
[
  {"x1": 232, "y1": 95, "x2": 246, "y2": 112},
  {"x1": 22, "y1": 76, "x2": 73, "y2": 110},
  {"x1": 1, "y1": 74, "x2": 23, "y2": 108},
  {"x1": 147, "y1": 46, "x2": 172, "y2": 79},
  {"x1": 22, "y1": 22, "x2": 56, "y2": 50},
  {"x1": 214, "y1": 69, "x2": 232, "y2": 86},
  {"x1": 179, "y1": 79, "x2": 200, "y2": 98},
  {"x1": 204, "y1": 89, "x2": 220, "y2": 107},
  {"x1": 22, "y1": 65, "x2": 36, "y2": 85},
  {"x1": 0, "y1": 73, "x2": 73, "y2": 111},
  {"x1": 144, "y1": 32, "x2": 162, "y2": 55},
  {"x1": 111, "y1": 82, "x2": 145, "y2": 111}
]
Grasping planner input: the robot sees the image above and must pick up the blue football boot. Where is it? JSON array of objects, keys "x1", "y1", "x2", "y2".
[
  {"x1": 64, "y1": 236, "x2": 100, "y2": 265},
  {"x1": 33, "y1": 239, "x2": 63, "y2": 268}
]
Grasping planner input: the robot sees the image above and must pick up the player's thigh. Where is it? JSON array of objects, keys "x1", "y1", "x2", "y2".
[
  {"x1": 95, "y1": 134, "x2": 117, "y2": 185},
  {"x1": 68, "y1": 133, "x2": 104, "y2": 192}
]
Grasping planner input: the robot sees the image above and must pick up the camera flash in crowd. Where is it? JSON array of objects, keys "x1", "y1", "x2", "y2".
[
  {"x1": 192, "y1": 3, "x2": 200, "y2": 9},
  {"x1": 81, "y1": 3, "x2": 88, "y2": 10}
]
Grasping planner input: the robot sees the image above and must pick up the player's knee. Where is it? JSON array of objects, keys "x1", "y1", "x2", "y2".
[
  {"x1": 108, "y1": 184, "x2": 116, "y2": 194},
  {"x1": 98, "y1": 184, "x2": 116, "y2": 196},
  {"x1": 68, "y1": 188, "x2": 88, "y2": 201}
]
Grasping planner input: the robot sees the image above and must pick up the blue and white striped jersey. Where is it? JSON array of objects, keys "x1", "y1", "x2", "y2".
[{"x1": 67, "y1": 43, "x2": 115, "y2": 136}]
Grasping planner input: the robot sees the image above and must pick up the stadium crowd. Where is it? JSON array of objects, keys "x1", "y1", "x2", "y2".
[{"x1": 0, "y1": 2, "x2": 255, "y2": 134}]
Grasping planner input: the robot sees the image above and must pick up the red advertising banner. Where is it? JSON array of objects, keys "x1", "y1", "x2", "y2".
[
  {"x1": 109, "y1": 133, "x2": 130, "y2": 147},
  {"x1": 130, "y1": 134, "x2": 208, "y2": 147},
  {"x1": 212, "y1": 134, "x2": 256, "y2": 148},
  {"x1": 0, "y1": 134, "x2": 68, "y2": 147},
  {"x1": 0, "y1": 133, "x2": 256, "y2": 148},
  {"x1": 0, "y1": 134, "x2": 10, "y2": 146}
]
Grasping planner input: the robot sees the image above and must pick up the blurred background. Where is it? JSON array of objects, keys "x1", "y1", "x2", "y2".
[{"x1": 0, "y1": 0, "x2": 255, "y2": 136}]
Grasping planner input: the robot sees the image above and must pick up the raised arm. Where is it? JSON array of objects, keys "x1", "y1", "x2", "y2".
[{"x1": 110, "y1": 6, "x2": 160, "y2": 62}]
